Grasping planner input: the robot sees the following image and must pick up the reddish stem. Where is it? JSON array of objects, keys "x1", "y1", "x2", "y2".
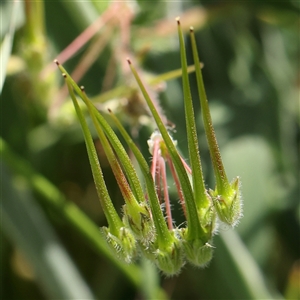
[
  {"x1": 167, "y1": 155, "x2": 187, "y2": 218},
  {"x1": 180, "y1": 156, "x2": 192, "y2": 174},
  {"x1": 155, "y1": 159, "x2": 162, "y2": 204},
  {"x1": 151, "y1": 139, "x2": 160, "y2": 179},
  {"x1": 42, "y1": 5, "x2": 117, "y2": 78},
  {"x1": 159, "y1": 156, "x2": 173, "y2": 230}
]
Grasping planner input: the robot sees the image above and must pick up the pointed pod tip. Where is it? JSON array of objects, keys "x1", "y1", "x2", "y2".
[
  {"x1": 107, "y1": 108, "x2": 112, "y2": 113},
  {"x1": 175, "y1": 16, "x2": 180, "y2": 24},
  {"x1": 126, "y1": 58, "x2": 132, "y2": 64},
  {"x1": 54, "y1": 59, "x2": 59, "y2": 65}
]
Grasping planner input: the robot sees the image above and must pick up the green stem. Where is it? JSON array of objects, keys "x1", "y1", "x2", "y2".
[
  {"x1": 24, "y1": 0, "x2": 45, "y2": 42},
  {"x1": 148, "y1": 63, "x2": 203, "y2": 86},
  {"x1": 91, "y1": 64, "x2": 202, "y2": 104}
]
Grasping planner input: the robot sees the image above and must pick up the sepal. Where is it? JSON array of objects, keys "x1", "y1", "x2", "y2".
[
  {"x1": 122, "y1": 202, "x2": 156, "y2": 246},
  {"x1": 101, "y1": 226, "x2": 137, "y2": 264},
  {"x1": 154, "y1": 232, "x2": 184, "y2": 276},
  {"x1": 209, "y1": 176, "x2": 242, "y2": 227},
  {"x1": 179, "y1": 228, "x2": 213, "y2": 267}
]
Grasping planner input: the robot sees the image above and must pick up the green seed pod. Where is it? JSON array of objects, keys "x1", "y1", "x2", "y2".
[
  {"x1": 101, "y1": 226, "x2": 137, "y2": 264},
  {"x1": 209, "y1": 176, "x2": 242, "y2": 227},
  {"x1": 122, "y1": 202, "x2": 156, "y2": 246}
]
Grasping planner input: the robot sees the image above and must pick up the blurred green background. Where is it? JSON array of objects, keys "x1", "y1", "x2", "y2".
[{"x1": 1, "y1": 0, "x2": 299, "y2": 299}]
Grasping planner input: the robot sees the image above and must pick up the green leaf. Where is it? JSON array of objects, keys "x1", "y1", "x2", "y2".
[
  {"x1": 215, "y1": 231, "x2": 280, "y2": 299},
  {"x1": 1, "y1": 162, "x2": 95, "y2": 299}
]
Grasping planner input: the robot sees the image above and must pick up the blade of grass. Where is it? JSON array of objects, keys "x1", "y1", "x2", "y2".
[
  {"x1": 0, "y1": 137, "x2": 141, "y2": 288},
  {"x1": 2, "y1": 162, "x2": 96, "y2": 299},
  {"x1": 216, "y1": 230, "x2": 279, "y2": 299}
]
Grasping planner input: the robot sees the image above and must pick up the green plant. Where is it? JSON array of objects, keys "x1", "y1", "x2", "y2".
[
  {"x1": 2, "y1": 1, "x2": 298, "y2": 299},
  {"x1": 54, "y1": 18, "x2": 242, "y2": 276}
]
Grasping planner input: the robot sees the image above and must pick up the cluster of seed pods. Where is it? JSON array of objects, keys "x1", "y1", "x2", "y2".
[{"x1": 55, "y1": 18, "x2": 242, "y2": 275}]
